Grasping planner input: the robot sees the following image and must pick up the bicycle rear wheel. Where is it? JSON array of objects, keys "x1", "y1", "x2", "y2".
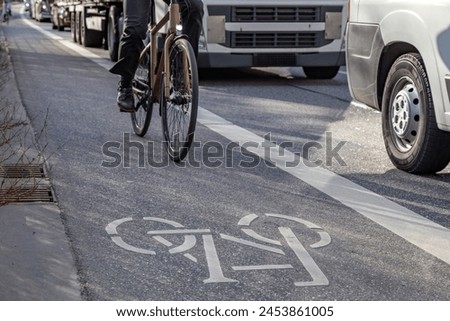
[
  {"x1": 161, "y1": 38, "x2": 199, "y2": 162},
  {"x1": 131, "y1": 46, "x2": 153, "y2": 137}
]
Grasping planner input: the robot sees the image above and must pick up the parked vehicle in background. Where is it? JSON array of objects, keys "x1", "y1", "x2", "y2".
[
  {"x1": 346, "y1": 0, "x2": 450, "y2": 174},
  {"x1": 193, "y1": 0, "x2": 348, "y2": 78},
  {"x1": 23, "y1": 0, "x2": 32, "y2": 12},
  {"x1": 65, "y1": 1, "x2": 122, "y2": 55},
  {"x1": 29, "y1": 0, "x2": 36, "y2": 18},
  {"x1": 34, "y1": 0, "x2": 54, "y2": 22},
  {"x1": 63, "y1": 0, "x2": 347, "y2": 78},
  {"x1": 51, "y1": 0, "x2": 70, "y2": 31}
]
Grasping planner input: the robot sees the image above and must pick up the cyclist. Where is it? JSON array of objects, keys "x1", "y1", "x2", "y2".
[
  {"x1": 2, "y1": 0, "x2": 12, "y2": 23},
  {"x1": 109, "y1": 0, "x2": 203, "y2": 113}
]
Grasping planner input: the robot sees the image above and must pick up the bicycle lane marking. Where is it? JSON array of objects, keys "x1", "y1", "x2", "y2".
[
  {"x1": 20, "y1": 12, "x2": 450, "y2": 266},
  {"x1": 105, "y1": 214, "x2": 332, "y2": 286}
]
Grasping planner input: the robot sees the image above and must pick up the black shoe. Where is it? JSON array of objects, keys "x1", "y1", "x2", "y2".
[{"x1": 117, "y1": 79, "x2": 134, "y2": 113}]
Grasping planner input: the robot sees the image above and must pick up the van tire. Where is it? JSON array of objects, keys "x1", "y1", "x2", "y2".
[{"x1": 381, "y1": 53, "x2": 450, "y2": 173}]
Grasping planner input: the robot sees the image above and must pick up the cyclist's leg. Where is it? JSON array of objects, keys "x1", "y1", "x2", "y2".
[
  {"x1": 175, "y1": 0, "x2": 204, "y2": 58},
  {"x1": 109, "y1": 0, "x2": 150, "y2": 80},
  {"x1": 109, "y1": 0, "x2": 150, "y2": 112}
]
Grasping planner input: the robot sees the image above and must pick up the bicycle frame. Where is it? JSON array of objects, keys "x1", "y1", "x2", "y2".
[{"x1": 139, "y1": 0, "x2": 182, "y2": 103}]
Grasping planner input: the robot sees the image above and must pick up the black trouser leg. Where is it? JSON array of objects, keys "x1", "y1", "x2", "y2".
[
  {"x1": 109, "y1": 0, "x2": 150, "y2": 80},
  {"x1": 175, "y1": 0, "x2": 204, "y2": 58}
]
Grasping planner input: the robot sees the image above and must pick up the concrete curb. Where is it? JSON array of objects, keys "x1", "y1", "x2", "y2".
[{"x1": 0, "y1": 23, "x2": 82, "y2": 300}]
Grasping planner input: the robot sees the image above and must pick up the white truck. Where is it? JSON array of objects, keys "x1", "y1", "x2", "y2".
[
  {"x1": 63, "y1": 0, "x2": 347, "y2": 79},
  {"x1": 346, "y1": 0, "x2": 450, "y2": 173},
  {"x1": 197, "y1": 0, "x2": 347, "y2": 78}
]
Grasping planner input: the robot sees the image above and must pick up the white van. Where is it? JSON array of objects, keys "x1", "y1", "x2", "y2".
[{"x1": 346, "y1": 0, "x2": 450, "y2": 173}]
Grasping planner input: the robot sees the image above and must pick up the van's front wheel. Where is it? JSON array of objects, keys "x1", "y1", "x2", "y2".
[{"x1": 382, "y1": 53, "x2": 450, "y2": 174}]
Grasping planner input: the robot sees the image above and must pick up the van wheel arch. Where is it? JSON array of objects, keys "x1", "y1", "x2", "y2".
[{"x1": 377, "y1": 43, "x2": 418, "y2": 109}]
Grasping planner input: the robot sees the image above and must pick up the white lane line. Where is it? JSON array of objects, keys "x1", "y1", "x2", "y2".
[{"x1": 22, "y1": 14, "x2": 450, "y2": 266}]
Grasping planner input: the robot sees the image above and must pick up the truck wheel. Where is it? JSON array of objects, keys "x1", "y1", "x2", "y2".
[
  {"x1": 81, "y1": 9, "x2": 103, "y2": 47},
  {"x1": 76, "y1": 12, "x2": 82, "y2": 44},
  {"x1": 303, "y1": 66, "x2": 339, "y2": 79},
  {"x1": 58, "y1": 18, "x2": 64, "y2": 31},
  {"x1": 382, "y1": 53, "x2": 450, "y2": 173},
  {"x1": 71, "y1": 12, "x2": 77, "y2": 42},
  {"x1": 107, "y1": 6, "x2": 120, "y2": 62}
]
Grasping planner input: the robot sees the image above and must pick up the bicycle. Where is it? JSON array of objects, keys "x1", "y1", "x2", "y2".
[{"x1": 131, "y1": 0, "x2": 199, "y2": 162}]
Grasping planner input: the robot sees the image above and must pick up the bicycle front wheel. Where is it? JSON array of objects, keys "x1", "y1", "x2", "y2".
[
  {"x1": 131, "y1": 45, "x2": 153, "y2": 137},
  {"x1": 161, "y1": 38, "x2": 199, "y2": 162}
]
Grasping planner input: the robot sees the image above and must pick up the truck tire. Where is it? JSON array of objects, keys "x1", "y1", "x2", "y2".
[
  {"x1": 36, "y1": 10, "x2": 42, "y2": 22},
  {"x1": 303, "y1": 66, "x2": 339, "y2": 79},
  {"x1": 381, "y1": 53, "x2": 450, "y2": 173},
  {"x1": 76, "y1": 11, "x2": 82, "y2": 44},
  {"x1": 71, "y1": 12, "x2": 77, "y2": 42},
  {"x1": 58, "y1": 18, "x2": 65, "y2": 31},
  {"x1": 107, "y1": 6, "x2": 120, "y2": 62},
  {"x1": 81, "y1": 9, "x2": 103, "y2": 47}
]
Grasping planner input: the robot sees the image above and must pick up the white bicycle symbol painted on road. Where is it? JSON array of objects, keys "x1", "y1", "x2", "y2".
[{"x1": 106, "y1": 213, "x2": 331, "y2": 287}]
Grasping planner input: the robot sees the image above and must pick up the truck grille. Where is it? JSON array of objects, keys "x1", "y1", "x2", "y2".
[
  {"x1": 231, "y1": 32, "x2": 321, "y2": 48},
  {"x1": 207, "y1": 5, "x2": 341, "y2": 49},
  {"x1": 232, "y1": 6, "x2": 320, "y2": 22}
]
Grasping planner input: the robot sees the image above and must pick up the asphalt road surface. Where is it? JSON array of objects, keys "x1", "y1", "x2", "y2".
[{"x1": 2, "y1": 8, "x2": 450, "y2": 300}]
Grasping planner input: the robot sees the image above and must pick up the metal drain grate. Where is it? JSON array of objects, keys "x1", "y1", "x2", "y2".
[
  {"x1": 0, "y1": 164, "x2": 45, "y2": 178},
  {"x1": 0, "y1": 186, "x2": 54, "y2": 203},
  {"x1": 0, "y1": 164, "x2": 54, "y2": 203}
]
